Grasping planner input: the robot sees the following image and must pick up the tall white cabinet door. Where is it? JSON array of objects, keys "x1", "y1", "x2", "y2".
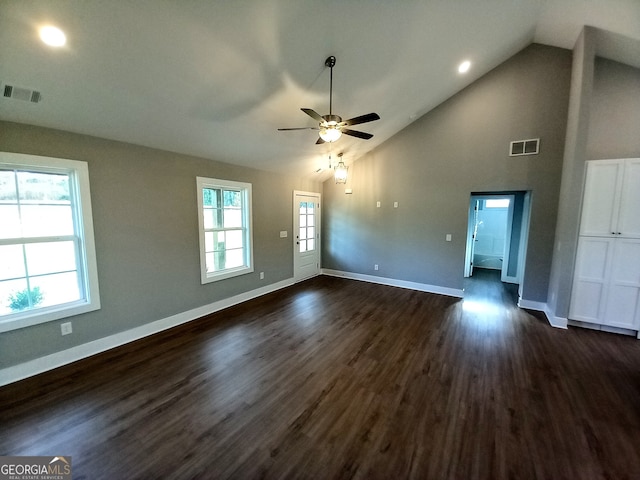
[
  {"x1": 617, "y1": 159, "x2": 640, "y2": 238},
  {"x1": 569, "y1": 237, "x2": 614, "y2": 323},
  {"x1": 579, "y1": 160, "x2": 622, "y2": 237},
  {"x1": 603, "y1": 239, "x2": 640, "y2": 329}
]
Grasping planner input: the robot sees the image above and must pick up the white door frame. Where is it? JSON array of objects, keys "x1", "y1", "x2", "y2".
[
  {"x1": 293, "y1": 190, "x2": 321, "y2": 281},
  {"x1": 464, "y1": 193, "x2": 530, "y2": 285}
]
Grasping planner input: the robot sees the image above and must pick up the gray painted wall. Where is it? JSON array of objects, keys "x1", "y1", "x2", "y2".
[
  {"x1": 587, "y1": 57, "x2": 640, "y2": 160},
  {"x1": 548, "y1": 27, "x2": 640, "y2": 320},
  {"x1": 322, "y1": 44, "x2": 572, "y2": 302},
  {"x1": 0, "y1": 121, "x2": 319, "y2": 368}
]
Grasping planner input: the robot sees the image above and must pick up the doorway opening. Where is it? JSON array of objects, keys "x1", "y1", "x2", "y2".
[{"x1": 464, "y1": 192, "x2": 531, "y2": 301}]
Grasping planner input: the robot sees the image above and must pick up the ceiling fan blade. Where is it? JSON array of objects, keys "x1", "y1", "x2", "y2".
[
  {"x1": 277, "y1": 127, "x2": 319, "y2": 131},
  {"x1": 301, "y1": 108, "x2": 324, "y2": 123},
  {"x1": 316, "y1": 137, "x2": 326, "y2": 145},
  {"x1": 341, "y1": 112, "x2": 380, "y2": 127},
  {"x1": 342, "y1": 128, "x2": 373, "y2": 140}
]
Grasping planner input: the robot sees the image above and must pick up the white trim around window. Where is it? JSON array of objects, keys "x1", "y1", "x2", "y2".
[
  {"x1": 0, "y1": 152, "x2": 101, "y2": 333},
  {"x1": 196, "y1": 176, "x2": 253, "y2": 284}
]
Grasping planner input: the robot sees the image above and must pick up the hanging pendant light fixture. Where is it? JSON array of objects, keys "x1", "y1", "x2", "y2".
[{"x1": 334, "y1": 153, "x2": 348, "y2": 184}]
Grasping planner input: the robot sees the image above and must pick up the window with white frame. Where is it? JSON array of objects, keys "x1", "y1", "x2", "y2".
[
  {"x1": 196, "y1": 177, "x2": 253, "y2": 283},
  {"x1": 0, "y1": 152, "x2": 100, "y2": 332}
]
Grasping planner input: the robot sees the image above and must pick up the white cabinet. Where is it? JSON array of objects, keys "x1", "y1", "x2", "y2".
[
  {"x1": 580, "y1": 158, "x2": 640, "y2": 238},
  {"x1": 570, "y1": 158, "x2": 640, "y2": 331},
  {"x1": 570, "y1": 237, "x2": 613, "y2": 324}
]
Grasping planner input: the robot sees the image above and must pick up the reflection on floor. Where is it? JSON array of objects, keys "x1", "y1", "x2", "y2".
[
  {"x1": 464, "y1": 268, "x2": 518, "y2": 305},
  {"x1": 461, "y1": 268, "x2": 520, "y2": 328}
]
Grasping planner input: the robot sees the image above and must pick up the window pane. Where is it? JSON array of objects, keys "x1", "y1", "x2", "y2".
[
  {"x1": 17, "y1": 171, "x2": 70, "y2": 203},
  {"x1": 205, "y1": 252, "x2": 215, "y2": 272},
  {"x1": 213, "y1": 231, "x2": 225, "y2": 251},
  {"x1": 0, "y1": 170, "x2": 17, "y2": 200},
  {"x1": 299, "y1": 202, "x2": 307, "y2": 214},
  {"x1": 223, "y1": 208, "x2": 241, "y2": 228},
  {"x1": 204, "y1": 232, "x2": 214, "y2": 252},
  {"x1": 307, "y1": 202, "x2": 314, "y2": 213},
  {"x1": 226, "y1": 230, "x2": 243, "y2": 249},
  {"x1": 203, "y1": 207, "x2": 214, "y2": 229},
  {"x1": 0, "y1": 245, "x2": 26, "y2": 281},
  {"x1": 0, "y1": 205, "x2": 21, "y2": 239},
  {"x1": 223, "y1": 190, "x2": 240, "y2": 207},
  {"x1": 30, "y1": 271, "x2": 81, "y2": 308},
  {"x1": 0, "y1": 278, "x2": 29, "y2": 315},
  {"x1": 203, "y1": 188, "x2": 220, "y2": 207},
  {"x1": 300, "y1": 214, "x2": 307, "y2": 227},
  {"x1": 299, "y1": 228, "x2": 305, "y2": 240},
  {"x1": 25, "y1": 241, "x2": 77, "y2": 276},
  {"x1": 21, "y1": 205, "x2": 74, "y2": 237},
  {"x1": 485, "y1": 199, "x2": 510, "y2": 208},
  {"x1": 299, "y1": 240, "x2": 307, "y2": 253},
  {"x1": 307, "y1": 227, "x2": 315, "y2": 240},
  {"x1": 225, "y1": 248, "x2": 244, "y2": 268},
  {"x1": 214, "y1": 250, "x2": 226, "y2": 271},
  {"x1": 307, "y1": 238, "x2": 315, "y2": 251},
  {"x1": 307, "y1": 215, "x2": 314, "y2": 227}
]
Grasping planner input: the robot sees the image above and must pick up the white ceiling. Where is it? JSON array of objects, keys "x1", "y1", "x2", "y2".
[{"x1": 1, "y1": 0, "x2": 639, "y2": 179}]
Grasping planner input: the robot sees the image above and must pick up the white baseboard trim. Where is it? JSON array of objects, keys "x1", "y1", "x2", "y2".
[
  {"x1": 0, "y1": 278, "x2": 295, "y2": 387},
  {"x1": 517, "y1": 298, "x2": 568, "y2": 329},
  {"x1": 321, "y1": 269, "x2": 464, "y2": 298}
]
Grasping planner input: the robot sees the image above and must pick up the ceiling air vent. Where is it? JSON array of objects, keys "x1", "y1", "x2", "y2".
[
  {"x1": 509, "y1": 138, "x2": 539, "y2": 156},
  {"x1": 3, "y1": 84, "x2": 42, "y2": 103}
]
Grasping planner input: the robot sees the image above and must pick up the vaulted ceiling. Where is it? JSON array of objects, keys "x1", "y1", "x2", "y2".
[{"x1": 1, "y1": 0, "x2": 639, "y2": 179}]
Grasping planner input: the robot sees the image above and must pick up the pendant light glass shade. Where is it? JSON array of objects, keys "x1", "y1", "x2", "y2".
[{"x1": 334, "y1": 158, "x2": 348, "y2": 184}]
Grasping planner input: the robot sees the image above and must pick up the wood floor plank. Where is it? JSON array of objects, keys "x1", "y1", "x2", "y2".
[{"x1": 2, "y1": 270, "x2": 640, "y2": 479}]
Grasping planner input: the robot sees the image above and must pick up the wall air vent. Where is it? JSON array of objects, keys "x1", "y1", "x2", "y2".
[
  {"x1": 3, "y1": 84, "x2": 42, "y2": 103},
  {"x1": 509, "y1": 138, "x2": 539, "y2": 156}
]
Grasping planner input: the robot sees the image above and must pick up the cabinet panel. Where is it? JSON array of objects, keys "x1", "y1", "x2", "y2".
[
  {"x1": 569, "y1": 237, "x2": 613, "y2": 323},
  {"x1": 608, "y1": 239, "x2": 640, "y2": 329},
  {"x1": 605, "y1": 286, "x2": 640, "y2": 329},
  {"x1": 580, "y1": 161, "x2": 621, "y2": 236},
  {"x1": 617, "y1": 159, "x2": 640, "y2": 238}
]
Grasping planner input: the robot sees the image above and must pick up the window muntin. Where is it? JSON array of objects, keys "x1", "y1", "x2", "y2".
[
  {"x1": 298, "y1": 201, "x2": 316, "y2": 253},
  {"x1": 0, "y1": 153, "x2": 100, "y2": 332},
  {"x1": 197, "y1": 177, "x2": 253, "y2": 283}
]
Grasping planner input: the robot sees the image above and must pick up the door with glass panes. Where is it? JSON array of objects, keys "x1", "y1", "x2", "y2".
[{"x1": 293, "y1": 191, "x2": 320, "y2": 281}]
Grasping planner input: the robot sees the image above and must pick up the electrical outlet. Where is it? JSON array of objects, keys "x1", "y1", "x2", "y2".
[
  {"x1": 376, "y1": 201, "x2": 381, "y2": 208},
  {"x1": 374, "y1": 264, "x2": 379, "y2": 271},
  {"x1": 394, "y1": 201, "x2": 398, "y2": 208},
  {"x1": 280, "y1": 231, "x2": 288, "y2": 238},
  {"x1": 260, "y1": 272, "x2": 264, "y2": 280},
  {"x1": 61, "y1": 322, "x2": 72, "y2": 336}
]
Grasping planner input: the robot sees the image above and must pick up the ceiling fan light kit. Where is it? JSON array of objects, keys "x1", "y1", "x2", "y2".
[{"x1": 278, "y1": 56, "x2": 380, "y2": 145}]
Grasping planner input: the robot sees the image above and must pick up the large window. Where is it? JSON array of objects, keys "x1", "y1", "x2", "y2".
[
  {"x1": 196, "y1": 177, "x2": 253, "y2": 283},
  {"x1": 0, "y1": 153, "x2": 100, "y2": 332}
]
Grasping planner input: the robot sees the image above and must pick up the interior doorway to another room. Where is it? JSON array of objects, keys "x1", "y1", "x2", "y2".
[{"x1": 464, "y1": 192, "x2": 531, "y2": 300}]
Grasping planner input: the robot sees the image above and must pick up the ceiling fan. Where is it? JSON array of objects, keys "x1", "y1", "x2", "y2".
[{"x1": 278, "y1": 56, "x2": 380, "y2": 144}]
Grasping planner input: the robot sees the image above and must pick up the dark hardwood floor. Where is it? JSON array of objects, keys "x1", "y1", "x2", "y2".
[{"x1": 2, "y1": 273, "x2": 640, "y2": 479}]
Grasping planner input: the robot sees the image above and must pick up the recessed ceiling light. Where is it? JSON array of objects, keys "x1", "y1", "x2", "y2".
[
  {"x1": 39, "y1": 26, "x2": 66, "y2": 47},
  {"x1": 458, "y1": 60, "x2": 471, "y2": 74}
]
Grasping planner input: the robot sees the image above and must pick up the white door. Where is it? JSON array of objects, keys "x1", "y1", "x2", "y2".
[
  {"x1": 500, "y1": 195, "x2": 516, "y2": 283},
  {"x1": 294, "y1": 191, "x2": 320, "y2": 281},
  {"x1": 464, "y1": 200, "x2": 479, "y2": 277}
]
